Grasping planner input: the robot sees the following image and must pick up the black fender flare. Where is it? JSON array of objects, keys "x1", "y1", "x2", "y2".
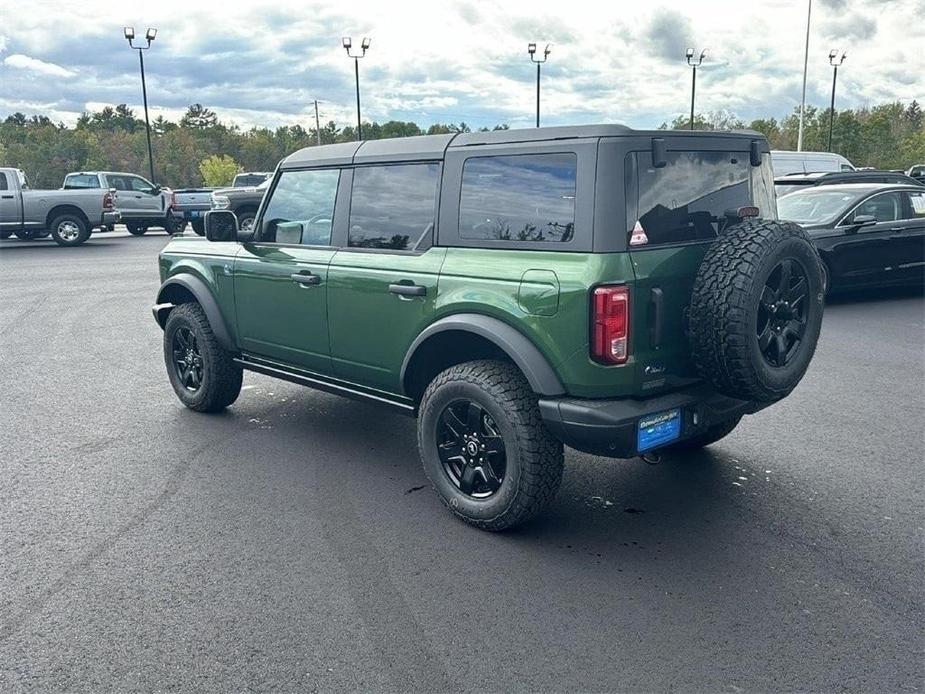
[
  {"x1": 400, "y1": 314, "x2": 565, "y2": 397},
  {"x1": 153, "y1": 274, "x2": 236, "y2": 352}
]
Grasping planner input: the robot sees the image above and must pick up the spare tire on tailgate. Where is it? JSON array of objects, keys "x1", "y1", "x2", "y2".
[{"x1": 689, "y1": 219, "x2": 824, "y2": 403}]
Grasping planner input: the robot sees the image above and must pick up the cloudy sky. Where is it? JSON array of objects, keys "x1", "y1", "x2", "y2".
[{"x1": 0, "y1": 0, "x2": 922, "y2": 131}]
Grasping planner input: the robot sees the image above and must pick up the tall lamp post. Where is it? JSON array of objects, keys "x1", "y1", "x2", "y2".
[
  {"x1": 527, "y1": 43, "x2": 551, "y2": 128},
  {"x1": 686, "y1": 47, "x2": 706, "y2": 130},
  {"x1": 827, "y1": 49, "x2": 846, "y2": 152},
  {"x1": 342, "y1": 36, "x2": 370, "y2": 141},
  {"x1": 797, "y1": 0, "x2": 813, "y2": 151},
  {"x1": 123, "y1": 27, "x2": 157, "y2": 184}
]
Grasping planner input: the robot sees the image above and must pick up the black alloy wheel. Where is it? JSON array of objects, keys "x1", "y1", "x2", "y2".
[
  {"x1": 757, "y1": 258, "x2": 808, "y2": 368},
  {"x1": 437, "y1": 399, "x2": 507, "y2": 498},
  {"x1": 172, "y1": 326, "x2": 203, "y2": 392}
]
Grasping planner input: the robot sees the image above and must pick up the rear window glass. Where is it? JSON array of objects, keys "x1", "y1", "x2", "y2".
[
  {"x1": 628, "y1": 151, "x2": 772, "y2": 247},
  {"x1": 459, "y1": 153, "x2": 576, "y2": 243},
  {"x1": 349, "y1": 163, "x2": 439, "y2": 250},
  {"x1": 64, "y1": 174, "x2": 100, "y2": 189}
]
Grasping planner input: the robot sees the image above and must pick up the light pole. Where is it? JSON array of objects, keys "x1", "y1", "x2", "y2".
[
  {"x1": 827, "y1": 49, "x2": 846, "y2": 152},
  {"x1": 123, "y1": 26, "x2": 157, "y2": 184},
  {"x1": 686, "y1": 47, "x2": 706, "y2": 130},
  {"x1": 797, "y1": 0, "x2": 813, "y2": 151},
  {"x1": 342, "y1": 37, "x2": 370, "y2": 141},
  {"x1": 528, "y1": 43, "x2": 551, "y2": 128}
]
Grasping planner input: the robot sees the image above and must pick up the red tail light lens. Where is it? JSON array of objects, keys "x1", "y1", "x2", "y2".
[
  {"x1": 591, "y1": 285, "x2": 629, "y2": 365},
  {"x1": 102, "y1": 192, "x2": 114, "y2": 210},
  {"x1": 170, "y1": 191, "x2": 177, "y2": 210}
]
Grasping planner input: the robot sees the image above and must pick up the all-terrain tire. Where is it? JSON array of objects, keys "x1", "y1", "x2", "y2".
[
  {"x1": 163, "y1": 302, "x2": 243, "y2": 412},
  {"x1": 666, "y1": 416, "x2": 742, "y2": 452},
  {"x1": 49, "y1": 213, "x2": 90, "y2": 247},
  {"x1": 417, "y1": 360, "x2": 564, "y2": 531},
  {"x1": 126, "y1": 222, "x2": 146, "y2": 236},
  {"x1": 689, "y1": 219, "x2": 824, "y2": 403}
]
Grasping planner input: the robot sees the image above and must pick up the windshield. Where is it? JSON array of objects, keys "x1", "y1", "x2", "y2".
[{"x1": 777, "y1": 189, "x2": 861, "y2": 225}]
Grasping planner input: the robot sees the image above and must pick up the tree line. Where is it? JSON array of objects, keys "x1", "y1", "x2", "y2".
[{"x1": 0, "y1": 100, "x2": 921, "y2": 189}]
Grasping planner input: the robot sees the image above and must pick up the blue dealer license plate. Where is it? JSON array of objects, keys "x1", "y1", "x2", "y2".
[{"x1": 637, "y1": 408, "x2": 681, "y2": 452}]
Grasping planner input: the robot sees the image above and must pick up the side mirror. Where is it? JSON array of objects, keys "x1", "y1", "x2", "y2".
[
  {"x1": 846, "y1": 214, "x2": 876, "y2": 234},
  {"x1": 149, "y1": 186, "x2": 161, "y2": 195},
  {"x1": 204, "y1": 210, "x2": 239, "y2": 242}
]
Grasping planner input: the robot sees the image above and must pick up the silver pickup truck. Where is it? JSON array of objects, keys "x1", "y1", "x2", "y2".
[
  {"x1": 63, "y1": 171, "x2": 182, "y2": 236},
  {"x1": 0, "y1": 167, "x2": 121, "y2": 246}
]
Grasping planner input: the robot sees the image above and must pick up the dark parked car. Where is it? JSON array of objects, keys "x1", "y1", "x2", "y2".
[
  {"x1": 153, "y1": 126, "x2": 825, "y2": 531},
  {"x1": 209, "y1": 179, "x2": 269, "y2": 232},
  {"x1": 775, "y1": 170, "x2": 924, "y2": 197},
  {"x1": 778, "y1": 183, "x2": 925, "y2": 292}
]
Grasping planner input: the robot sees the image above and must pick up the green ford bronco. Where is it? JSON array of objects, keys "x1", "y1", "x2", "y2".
[{"x1": 153, "y1": 125, "x2": 824, "y2": 530}]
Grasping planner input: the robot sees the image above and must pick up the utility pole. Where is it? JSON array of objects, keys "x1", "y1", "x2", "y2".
[
  {"x1": 797, "y1": 0, "x2": 813, "y2": 152},
  {"x1": 342, "y1": 37, "x2": 370, "y2": 141},
  {"x1": 123, "y1": 27, "x2": 158, "y2": 183},
  {"x1": 686, "y1": 48, "x2": 707, "y2": 130},
  {"x1": 314, "y1": 100, "x2": 321, "y2": 146},
  {"x1": 527, "y1": 43, "x2": 551, "y2": 128},
  {"x1": 827, "y1": 50, "x2": 846, "y2": 152}
]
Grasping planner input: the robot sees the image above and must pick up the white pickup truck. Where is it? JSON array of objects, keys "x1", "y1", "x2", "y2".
[
  {"x1": 0, "y1": 167, "x2": 121, "y2": 246},
  {"x1": 62, "y1": 171, "x2": 183, "y2": 236}
]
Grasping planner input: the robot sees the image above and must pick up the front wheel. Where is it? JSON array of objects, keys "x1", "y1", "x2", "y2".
[
  {"x1": 163, "y1": 303, "x2": 243, "y2": 412},
  {"x1": 237, "y1": 210, "x2": 257, "y2": 233},
  {"x1": 191, "y1": 219, "x2": 205, "y2": 236},
  {"x1": 417, "y1": 360, "x2": 564, "y2": 531},
  {"x1": 49, "y1": 213, "x2": 90, "y2": 247}
]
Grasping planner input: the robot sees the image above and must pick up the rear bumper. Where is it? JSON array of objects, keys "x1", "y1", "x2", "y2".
[
  {"x1": 101, "y1": 211, "x2": 121, "y2": 226},
  {"x1": 538, "y1": 385, "x2": 768, "y2": 458},
  {"x1": 171, "y1": 207, "x2": 211, "y2": 220}
]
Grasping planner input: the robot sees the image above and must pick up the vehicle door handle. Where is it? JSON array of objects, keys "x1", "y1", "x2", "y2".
[
  {"x1": 389, "y1": 283, "x2": 426, "y2": 297},
  {"x1": 1, "y1": 195, "x2": 13, "y2": 199},
  {"x1": 291, "y1": 272, "x2": 321, "y2": 286}
]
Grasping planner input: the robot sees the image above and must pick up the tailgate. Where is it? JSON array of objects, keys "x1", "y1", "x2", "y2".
[{"x1": 629, "y1": 245, "x2": 707, "y2": 393}]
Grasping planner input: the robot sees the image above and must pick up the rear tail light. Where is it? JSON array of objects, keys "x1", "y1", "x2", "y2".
[
  {"x1": 591, "y1": 285, "x2": 629, "y2": 365},
  {"x1": 170, "y1": 191, "x2": 177, "y2": 210},
  {"x1": 102, "y1": 191, "x2": 114, "y2": 210}
]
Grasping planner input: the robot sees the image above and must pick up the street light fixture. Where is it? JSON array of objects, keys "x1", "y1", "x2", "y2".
[
  {"x1": 123, "y1": 26, "x2": 157, "y2": 184},
  {"x1": 342, "y1": 36, "x2": 370, "y2": 141},
  {"x1": 827, "y1": 49, "x2": 847, "y2": 152},
  {"x1": 686, "y1": 47, "x2": 707, "y2": 131},
  {"x1": 528, "y1": 42, "x2": 551, "y2": 128}
]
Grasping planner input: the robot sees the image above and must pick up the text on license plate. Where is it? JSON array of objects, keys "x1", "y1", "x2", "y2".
[{"x1": 637, "y1": 408, "x2": 681, "y2": 452}]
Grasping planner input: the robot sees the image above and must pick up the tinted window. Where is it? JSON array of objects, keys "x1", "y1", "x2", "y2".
[
  {"x1": 779, "y1": 189, "x2": 860, "y2": 225},
  {"x1": 631, "y1": 151, "x2": 754, "y2": 246},
  {"x1": 459, "y1": 154, "x2": 576, "y2": 243},
  {"x1": 0, "y1": 173, "x2": 7, "y2": 191},
  {"x1": 63, "y1": 174, "x2": 100, "y2": 189},
  {"x1": 260, "y1": 168, "x2": 340, "y2": 245},
  {"x1": 348, "y1": 164, "x2": 439, "y2": 250},
  {"x1": 906, "y1": 191, "x2": 925, "y2": 219},
  {"x1": 854, "y1": 192, "x2": 902, "y2": 223}
]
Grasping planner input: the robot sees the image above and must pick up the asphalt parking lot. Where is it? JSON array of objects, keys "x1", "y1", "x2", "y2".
[{"x1": 1, "y1": 228, "x2": 923, "y2": 692}]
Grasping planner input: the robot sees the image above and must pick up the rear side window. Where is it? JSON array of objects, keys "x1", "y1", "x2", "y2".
[
  {"x1": 907, "y1": 191, "x2": 925, "y2": 218},
  {"x1": 348, "y1": 164, "x2": 439, "y2": 250},
  {"x1": 0, "y1": 173, "x2": 7, "y2": 190},
  {"x1": 459, "y1": 153, "x2": 576, "y2": 243},
  {"x1": 64, "y1": 174, "x2": 100, "y2": 189},
  {"x1": 260, "y1": 168, "x2": 340, "y2": 245},
  {"x1": 629, "y1": 151, "x2": 761, "y2": 247}
]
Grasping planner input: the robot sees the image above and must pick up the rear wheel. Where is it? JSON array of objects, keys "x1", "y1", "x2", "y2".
[
  {"x1": 165, "y1": 217, "x2": 186, "y2": 235},
  {"x1": 417, "y1": 360, "x2": 564, "y2": 531},
  {"x1": 163, "y1": 303, "x2": 243, "y2": 412},
  {"x1": 126, "y1": 222, "x2": 146, "y2": 236},
  {"x1": 49, "y1": 213, "x2": 90, "y2": 247},
  {"x1": 191, "y1": 219, "x2": 205, "y2": 236}
]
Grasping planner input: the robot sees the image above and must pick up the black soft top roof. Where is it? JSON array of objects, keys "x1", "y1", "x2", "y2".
[{"x1": 280, "y1": 124, "x2": 767, "y2": 169}]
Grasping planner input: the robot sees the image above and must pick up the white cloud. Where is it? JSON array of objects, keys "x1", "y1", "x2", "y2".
[{"x1": 4, "y1": 54, "x2": 74, "y2": 78}]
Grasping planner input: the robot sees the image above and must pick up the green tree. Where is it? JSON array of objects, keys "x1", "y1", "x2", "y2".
[
  {"x1": 181, "y1": 104, "x2": 219, "y2": 129},
  {"x1": 199, "y1": 154, "x2": 239, "y2": 186}
]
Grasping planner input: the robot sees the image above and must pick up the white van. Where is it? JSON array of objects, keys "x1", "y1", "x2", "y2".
[{"x1": 771, "y1": 150, "x2": 855, "y2": 176}]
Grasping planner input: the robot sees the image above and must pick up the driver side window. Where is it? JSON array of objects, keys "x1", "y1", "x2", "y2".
[
  {"x1": 259, "y1": 169, "x2": 340, "y2": 245},
  {"x1": 853, "y1": 192, "x2": 902, "y2": 223}
]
